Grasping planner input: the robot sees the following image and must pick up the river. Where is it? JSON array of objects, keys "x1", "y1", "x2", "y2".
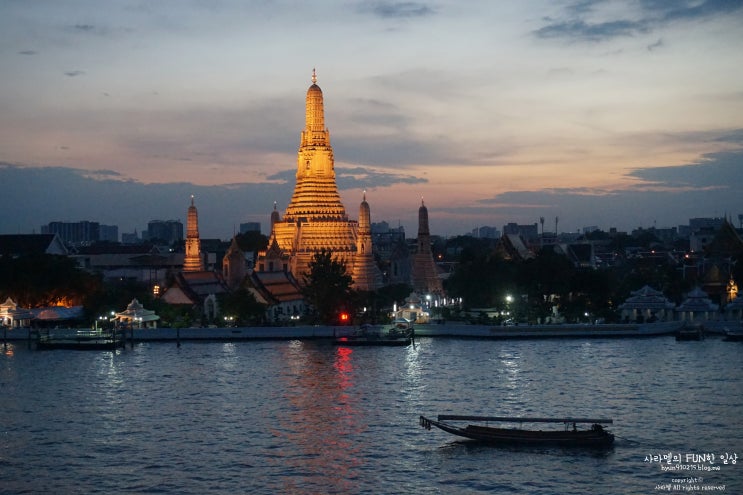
[{"x1": 1, "y1": 336, "x2": 741, "y2": 494}]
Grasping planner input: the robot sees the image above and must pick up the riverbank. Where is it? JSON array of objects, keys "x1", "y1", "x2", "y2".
[{"x1": 2, "y1": 320, "x2": 703, "y2": 343}]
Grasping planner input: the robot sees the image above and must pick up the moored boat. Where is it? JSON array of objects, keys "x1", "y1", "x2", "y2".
[
  {"x1": 723, "y1": 325, "x2": 743, "y2": 342},
  {"x1": 36, "y1": 328, "x2": 124, "y2": 350},
  {"x1": 676, "y1": 323, "x2": 704, "y2": 341},
  {"x1": 419, "y1": 415, "x2": 614, "y2": 448},
  {"x1": 334, "y1": 320, "x2": 413, "y2": 346}
]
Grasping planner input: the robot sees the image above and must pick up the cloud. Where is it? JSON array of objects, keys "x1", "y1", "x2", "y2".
[
  {"x1": 336, "y1": 166, "x2": 427, "y2": 189},
  {"x1": 17, "y1": 50, "x2": 37, "y2": 55},
  {"x1": 646, "y1": 38, "x2": 663, "y2": 51},
  {"x1": 642, "y1": 0, "x2": 743, "y2": 22},
  {"x1": 454, "y1": 148, "x2": 743, "y2": 232},
  {"x1": 535, "y1": 19, "x2": 646, "y2": 41},
  {"x1": 67, "y1": 22, "x2": 131, "y2": 38},
  {"x1": 265, "y1": 166, "x2": 426, "y2": 189},
  {"x1": 74, "y1": 24, "x2": 96, "y2": 32},
  {"x1": 0, "y1": 162, "x2": 427, "y2": 238},
  {"x1": 358, "y1": 1, "x2": 436, "y2": 19},
  {"x1": 80, "y1": 169, "x2": 126, "y2": 180},
  {"x1": 0, "y1": 163, "x2": 286, "y2": 238},
  {"x1": 64, "y1": 70, "x2": 86, "y2": 77},
  {"x1": 628, "y1": 150, "x2": 743, "y2": 189},
  {"x1": 535, "y1": 0, "x2": 743, "y2": 42},
  {"x1": 714, "y1": 129, "x2": 743, "y2": 144}
]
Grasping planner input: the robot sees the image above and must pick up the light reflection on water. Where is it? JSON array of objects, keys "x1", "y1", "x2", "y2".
[{"x1": 0, "y1": 337, "x2": 741, "y2": 494}]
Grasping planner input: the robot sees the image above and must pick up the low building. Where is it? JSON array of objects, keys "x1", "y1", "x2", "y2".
[
  {"x1": 0, "y1": 234, "x2": 68, "y2": 256},
  {"x1": 618, "y1": 285, "x2": 676, "y2": 322},
  {"x1": 0, "y1": 297, "x2": 33, "y2": 328},
  {"x1": 724, "y1": 293, "x2": 743, "y2": 321},
  {"x1": 70, "y1": 243, "x2": 183, "y2": 287},
  {"x1": 248, "y1": 270, "x2": 305, "y2": 323},
  {"x1": 675, "y1": 287, "x2": 719, "y2": 322},
  {"x1": 160, "y1": 271, "x2": 229, "y2": 322},
  {"x1": 115, "y1": 298, "x2": 160, "y2": 328}
]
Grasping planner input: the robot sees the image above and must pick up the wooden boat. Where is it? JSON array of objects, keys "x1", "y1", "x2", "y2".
[
  {"x1": 334, "y1": 320, "x2": 413, "y2": 346},
  {"x1": 676, "y1": 323, "x2": 704, "y2": 341},
  {"x1": 419, "y1": 415, "x2": 614, "y2": 448},
  {"x1": 723, "y1": 326, "x2": 743, "y2": 342},
  {"x1": 36, "y1": 328, "x2": 125, "y2": 350}
]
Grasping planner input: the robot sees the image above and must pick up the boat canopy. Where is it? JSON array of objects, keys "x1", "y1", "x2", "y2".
[{"x1": 438, "y1": 415, "x2": 613, "y2": 424}]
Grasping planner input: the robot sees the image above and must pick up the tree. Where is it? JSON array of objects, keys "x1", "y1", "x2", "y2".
[
  {"x1": 218, "y1": 287, "x2": 267, "y2": 325},
  {"x1": 0, "y1": 253, "x2": 100, "y2": 308},
  {"x1": 235, "y1": 231, "x2": 269, "y2": 258},
  {"x1": 301, "y1": 249, "x2": 355, "y2": 324}
]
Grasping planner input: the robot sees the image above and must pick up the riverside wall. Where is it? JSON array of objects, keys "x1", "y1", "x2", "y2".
[{"x1": 2, "y1": 321, "x2": 702, "y2": 343}]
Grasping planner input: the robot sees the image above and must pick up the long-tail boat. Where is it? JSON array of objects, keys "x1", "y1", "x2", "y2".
[
  {"x1": 334, "y1": 320, "x2": 413, "y2": 346},
  {"x1": 419, "y1": 415, "x2": 614, "y2": 448}
]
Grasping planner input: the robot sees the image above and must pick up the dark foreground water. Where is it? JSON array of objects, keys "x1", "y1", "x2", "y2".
[{"x1": 1, "y1": 336, "x2": 741, "y2": 494}]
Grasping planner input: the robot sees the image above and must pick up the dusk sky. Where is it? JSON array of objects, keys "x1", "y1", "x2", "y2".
[{"x1": 2, "y1": 0, "x2": 742, "y2": 239}]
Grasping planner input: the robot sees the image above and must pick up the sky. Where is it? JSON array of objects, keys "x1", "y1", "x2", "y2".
[{"x1": 1, "y1": 0, "x2": 742, "y2": 240}]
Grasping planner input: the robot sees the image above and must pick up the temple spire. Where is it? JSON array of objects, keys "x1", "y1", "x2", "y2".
[
  {"x1": 184, "y1": 195, "x2": 204, "y2": 272},
  {"x1": 411, "y1": 199, "x2": 442, "y2": 294},
  {"x1": 304, "y1": 68, "x2": 325, "y2": 136},
  {"x1": 285, "y1": 69, "x2": 344, "y2": 221}
]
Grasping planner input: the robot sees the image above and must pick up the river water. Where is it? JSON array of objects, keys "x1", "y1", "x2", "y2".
[{"x1": 1, "y1": 336, "x2": 741, "y2": 494}]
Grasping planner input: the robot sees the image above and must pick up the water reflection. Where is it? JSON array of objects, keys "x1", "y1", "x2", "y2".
[
  {"x1": 2, "y1": 342, "x2": 14, "y2": 357},
  {"x1": 401, "y1": 342, "x2": 423, "y2": 403},
  {"x1": 271, "y1": 341, "x2": 363, "y2": 493},
  {"x1": 498, "y1": 350, "x2": 523, "y2": 409}
]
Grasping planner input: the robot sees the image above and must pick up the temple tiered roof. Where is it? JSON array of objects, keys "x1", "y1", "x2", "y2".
[{"x1": 258, "y1": 71, "x2": 381, "y2": 290}]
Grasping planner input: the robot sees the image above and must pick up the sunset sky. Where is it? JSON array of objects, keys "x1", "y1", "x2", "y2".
[{"x1": 1, "y1": 0, "x2": 742, "y2": 239}]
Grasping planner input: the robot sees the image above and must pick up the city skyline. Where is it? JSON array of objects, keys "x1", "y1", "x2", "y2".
[{"x1": 2, "y1": 1, "x2": 742, "y2": 238}]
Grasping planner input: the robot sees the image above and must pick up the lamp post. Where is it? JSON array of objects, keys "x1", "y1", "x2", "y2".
[{"x1": 505, "y1": 294, "x2": 514, "y2": 323}]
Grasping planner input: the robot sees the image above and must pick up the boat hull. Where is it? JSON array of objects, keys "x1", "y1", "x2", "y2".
[
  {"x1": 35, "y1": 329, "x2": 125, "y2": 350},
  {"x1": 334, "y1": 322, "x2": 413, "y2": 347},
  {"x1": 420, "y1": 416, "x2": 614, "y2": 448},
  {"x1": 334, "y1": 337, "x2": 411, "y2": 346},
  {"x1": 36, "y1": 340, "x2": 123, "y2": 350}
]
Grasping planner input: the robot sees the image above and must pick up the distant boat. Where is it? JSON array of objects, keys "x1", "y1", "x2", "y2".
[
  {"x1": 419, "y1": 415, "x2": 614, "y2": 448},
  {"x1": 723, "y1": 325, "x2": 743, "y2": 342},
  {"x1": 36, "y1": 328, "x2": 124, "y2": 350},
  {"x1": 676, "y1": 323, "x2": 704, "y2": 341},
  {"x1": 334, "y1": 320, "x2": 413, "y2": 346}
]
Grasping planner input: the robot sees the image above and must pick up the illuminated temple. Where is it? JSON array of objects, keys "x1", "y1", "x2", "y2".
[
  {"x1": 256, "y1": 71, "x2": 382, "y2": 291},
  {"x1": 183, "y1": 195, "x2": 204, "y2": 272}
]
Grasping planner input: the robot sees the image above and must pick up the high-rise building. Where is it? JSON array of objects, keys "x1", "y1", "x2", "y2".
[
  {"x1": 99, "y1": 224, "x2": 119, "y2": 242},
  {"x1": 147, "y1": 220, "x2": 183, "y2": 244},
  {"x1": 256, "y1": 70, "x2": 382, "y2": 291},
  {"x1": 42, "y1": 221, "x2": 100, "y2": 245},
  {"x1": 239, "y1": 222, "x2": 261, "y2": 234}
]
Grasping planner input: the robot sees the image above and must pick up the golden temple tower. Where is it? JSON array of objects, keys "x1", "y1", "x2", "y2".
[
  {"x1": 183, "y1": 195, "x2": 204, "y2": 272},
  {"x1": 257, "y1": 71, "x2": 381, "y2": 290},
  {"x1": 352, "y1": 192, "x2": 383, "y2": 291}
]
